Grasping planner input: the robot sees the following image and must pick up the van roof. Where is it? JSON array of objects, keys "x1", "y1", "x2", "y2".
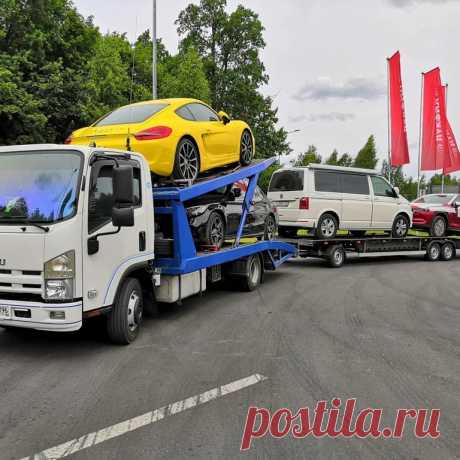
[{"x1": 278, "y1": 164, "x2": 379, "y2": 175}]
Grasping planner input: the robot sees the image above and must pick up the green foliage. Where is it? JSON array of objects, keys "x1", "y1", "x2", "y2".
[
  {"x1": 292, "y1": 145, "x2": 322, "y2": 166},
  {"x1": 354, "y1": 135, "x2": 378, "y2": 169},
  {"x1": 429, "y1": 173, "x2": 458, "y2": 186},
  {"x1": 258, "y1": 163, "x2": 281, "y2": 192},
  {"x1": 176, "y1": 0, "x2": 290, "y2": 158}
]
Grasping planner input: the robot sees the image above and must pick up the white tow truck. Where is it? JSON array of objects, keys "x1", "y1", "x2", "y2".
[{"x1": 0, "y1": 145, "x2": 294, "y2": 343}]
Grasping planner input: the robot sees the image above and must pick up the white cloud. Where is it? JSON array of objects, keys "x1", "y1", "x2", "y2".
[{"x1": 294, "y1": 77, "x2": 386, "y2": 101}]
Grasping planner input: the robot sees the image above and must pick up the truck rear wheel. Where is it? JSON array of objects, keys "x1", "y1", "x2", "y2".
[
  {"x1": 237, "y1": 254, "x2": 263, "y2": 292},
  {"x1": 326, "y1": 245, "x2": 345, "y2": 268},
  {"x1": 107, "y1": 277, "x2": 143, "y2": 345}
]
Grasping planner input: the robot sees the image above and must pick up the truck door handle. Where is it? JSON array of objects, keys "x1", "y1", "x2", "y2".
[{"x1": 139, "y1": 231, "x2": 146, "y2": 252}]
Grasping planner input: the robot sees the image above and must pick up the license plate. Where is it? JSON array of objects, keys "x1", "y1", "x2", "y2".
[
  {"x1": 274, "y1": 201, "x2": 289, "y2": 208},
  {"x1": 0, "y1": 305, "x2": 11, "y2": 320}
]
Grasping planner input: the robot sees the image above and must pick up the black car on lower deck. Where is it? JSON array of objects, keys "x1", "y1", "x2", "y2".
[{"x1": 185, "y1": 181, "x2": 278, "y2": 248}]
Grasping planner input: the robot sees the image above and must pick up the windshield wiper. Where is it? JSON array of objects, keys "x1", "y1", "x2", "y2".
[{"x1": 0, "y1": 218, "x2": 50, "y2": 233}]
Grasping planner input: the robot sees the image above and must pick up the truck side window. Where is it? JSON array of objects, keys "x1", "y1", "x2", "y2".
[
  {"x1": 88, "y1": 165, "x2": 115, "y2": 234},
  {"x1": 88, "y1": 164, "x2": 142, "y2": 234}
]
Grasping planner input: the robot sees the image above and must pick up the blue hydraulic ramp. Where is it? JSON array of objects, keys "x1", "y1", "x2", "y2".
[{"x1": 153, "y1": 158, "x2": 296, "y2": 275}]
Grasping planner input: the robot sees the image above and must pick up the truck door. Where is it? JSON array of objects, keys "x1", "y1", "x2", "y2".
[{"x1": 83, "y1": 159, "x2": 149, "y2": 311}]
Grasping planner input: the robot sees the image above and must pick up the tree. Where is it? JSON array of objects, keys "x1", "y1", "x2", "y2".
[
  {"x1": 258, "y1": 163, "x2": 281, "y2": 192},
  {"x1": 337, "y1": 153, "x2": 354, "y2": 167},
  {"x1": 176, "y1": 0, "x2": 290, "y2": 158},
  {"x1": 325, "y1": 149, "x2": 339, "y2": 165},
  {"x1": 292, "y1": 145, "x2": 322, "y2": 166},
  {"x1": 354, "y1": 135, "x2": 378, "y2": 169}
]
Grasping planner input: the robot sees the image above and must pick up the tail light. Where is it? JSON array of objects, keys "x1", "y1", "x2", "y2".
[
  {"x1": 299, "y1": 197, "x2": 310, "y2": 210},
  {"x1": 134, "y1": 126, "x2": 172, "y2": 141},
  {"x1": 64, "y1": 135, "x2": 72, "y2": 144}
]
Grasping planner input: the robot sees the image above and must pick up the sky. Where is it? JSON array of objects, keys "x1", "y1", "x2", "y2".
[{"x1": 74, "y1": 0, "x2": 460, "y2": 177}]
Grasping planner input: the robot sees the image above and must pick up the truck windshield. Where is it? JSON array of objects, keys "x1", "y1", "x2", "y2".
[{"x1": 0, "y1": 151, "x2": 82, "y2": 224}]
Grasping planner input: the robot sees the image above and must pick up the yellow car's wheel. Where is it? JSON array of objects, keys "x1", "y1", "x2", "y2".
[
  {"x1": 173, "y1": 138, "x2": 200, "y2": 181},
  {"x1": 240, "y1": 130, "x2": 254, "y2": 166}
]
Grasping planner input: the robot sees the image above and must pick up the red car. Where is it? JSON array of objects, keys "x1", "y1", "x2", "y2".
[{"x1": 411, "y1": 193, "x2": 460, "y2": 236}]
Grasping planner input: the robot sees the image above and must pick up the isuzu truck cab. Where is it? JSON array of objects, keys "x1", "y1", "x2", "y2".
[{"x1": 0, "y1": 145, "x2": 294, "y2": 344}]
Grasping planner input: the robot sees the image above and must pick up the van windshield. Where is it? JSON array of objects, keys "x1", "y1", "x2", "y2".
[
  {"x1": 0, "y1": 151, "x2": 82, "y2": 224},
  {"x1": 269, "y1": 170, "x2": 304, "y2": 192}
]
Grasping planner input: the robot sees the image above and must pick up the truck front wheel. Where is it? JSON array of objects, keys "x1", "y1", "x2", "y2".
[{"x1": 107, "y1": 277, "x2": 143, "y2": 345}]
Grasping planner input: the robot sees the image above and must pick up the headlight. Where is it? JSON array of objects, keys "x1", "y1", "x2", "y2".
[
  {"x1": 44, "y1": 251, "x2": 75, "y2": 279},
  {"x1": 44, "y1": 251, "x2": 75, "y2": 300},
  {"x1": 45, "y1": 279, "x2": 74, "y2": 300},
  {"x1": 187, "y1": 205, "x2": 209, "y2": 217}
]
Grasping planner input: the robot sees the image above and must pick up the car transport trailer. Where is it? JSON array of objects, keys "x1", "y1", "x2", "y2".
[
  {"x1": 0, "y1": 145, "x2": 295, "y2": 344},
  {"x1": 281, "y1": 235, "x2": 460, "y2": 268}
]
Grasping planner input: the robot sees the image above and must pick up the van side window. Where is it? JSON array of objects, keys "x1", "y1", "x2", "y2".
[
  {"x1": 371, "y1": 176, "x2": 394, "y2": 197},
  {"x1": 341, "y1": 174, "x2": 369, "y2": 195},
  {"x1": 315, "y1": 171, "x2": 340, "y2": 193}
]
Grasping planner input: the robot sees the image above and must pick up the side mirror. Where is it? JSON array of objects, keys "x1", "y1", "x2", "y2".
[
  {"x1": 393, "y1": 186, "x2": 400, "y2": 197},
  {"x1": 112, "y1": 207, "x2": 134, "y2": 227},
  {"x1": 218, "y1": 111, "x2": 231, "y2": 125},
  {"x1": 112, "y1": 165, "x2": 135, "y2": 228},
  {"x1": 113, "y1": 165, "x2": 134, "y2": 205}
]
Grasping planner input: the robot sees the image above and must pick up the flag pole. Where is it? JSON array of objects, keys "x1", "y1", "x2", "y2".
[
  {"x1": 417, "y1": 73, "x2": 424, "y2": 197},
  {"x1": 442, "y1": 83, "x2": 448, "y2": 193},
  {"x1": 387, "y1": 57, "x2": 392, "y2": 183}
]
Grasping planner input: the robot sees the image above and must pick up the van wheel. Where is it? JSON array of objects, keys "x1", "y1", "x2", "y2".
[
  {"x1": 441, "y1": 242, "x2": 455, "y2": 261},
  {"x1": 107, "y1": 278, "x2": 143, "y2": 345},
  {"x1": 316, "y1": 213, "x2": 338, "y2": 239},
  {"x1": 430, "y1": 215, "x2": 447, "y2": 237},
  {"x1": 237, "y1": 254, "x2": 263, "y2": 291},
  {"x1": 391, "y1": 214, "x2": 409, "y2": 238}
]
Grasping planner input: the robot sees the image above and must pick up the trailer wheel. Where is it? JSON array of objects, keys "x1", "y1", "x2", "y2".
[
  {"x1": 107, "y1": 278, "x2": 143, "y2": 345},
  {"x1": 425, "y1": 242, "x2": 441, "y2": 262},
  {"x1": 326, "y1": 245, "x2": 345, "y2": 268},
  {"x1": 238, "y1": 254, "x2": 263, "y2": 291},
  {"x1": 441, "y1": 242, "x2": 455, "y2": 261}
]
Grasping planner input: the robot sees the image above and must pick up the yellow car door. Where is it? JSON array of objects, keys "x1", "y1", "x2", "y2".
[{"x1": 186, "y1": 103, "x2": 237, "y2": 167}]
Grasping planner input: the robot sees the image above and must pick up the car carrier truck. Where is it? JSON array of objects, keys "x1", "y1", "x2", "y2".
[{"x1": 0, "y1": 145, "x2": 295, "y2": 344}]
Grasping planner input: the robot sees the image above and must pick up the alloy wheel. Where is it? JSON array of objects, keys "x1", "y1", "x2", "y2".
[
  {"x1": 394, "y1": 217, "x2": 408, "y2": 237},
  {"x1": 209, "y1": 215, "x2": 224, "y2": 247},
  {"x1": 321, "y1": 217, "x2": 336, "y2": 238},
  {"x1": 433, "y1": 217, "x2": 446, "y2": 237},
  {"x1": 265, "y1": 216, "x2": 276, "y2": 240},
  {"x1": 241, "y1": 131, "x2": 253, "y2": 164},
  {"x1": 178, "y1": 140, "x2": 199, "y2": 180}
]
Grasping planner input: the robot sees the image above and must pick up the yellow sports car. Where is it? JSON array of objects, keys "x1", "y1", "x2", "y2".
[{"x1": 67, "y1": 98, "x2": 255, "y2": 180}]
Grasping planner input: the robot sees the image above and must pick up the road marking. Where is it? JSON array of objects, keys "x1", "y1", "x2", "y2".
[{"x1": 20, "y1": 373, "x2": 267, "y2": 460}]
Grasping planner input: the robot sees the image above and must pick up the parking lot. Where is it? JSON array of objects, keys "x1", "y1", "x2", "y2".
[{"x1": 1, "y1": 255, "x2": 460, "y2": 460}]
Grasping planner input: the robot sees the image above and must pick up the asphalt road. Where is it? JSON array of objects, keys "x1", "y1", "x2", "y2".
[{"x1": 1, "y1": 255, "x2": 460, "y2": 460}]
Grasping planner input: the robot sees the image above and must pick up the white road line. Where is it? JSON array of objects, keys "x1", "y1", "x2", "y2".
[{"x1": 19, "y1": 373, "x2": 267, "y2": 460}]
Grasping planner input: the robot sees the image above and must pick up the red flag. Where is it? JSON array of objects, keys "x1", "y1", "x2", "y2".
[
  {"x1": 388, "y1": 52, "x2": 410, "y2": 166},
  {"x1": 421, "y1": 68, "x2": 445, "y2": 171},
  {"x1": 442, "y1": 86, "x2": 460, "y2": 173}
]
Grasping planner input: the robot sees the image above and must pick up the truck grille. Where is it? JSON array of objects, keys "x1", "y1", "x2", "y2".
[{"x1": 0, "y1": 269, "x2": 43, "y2": 295}]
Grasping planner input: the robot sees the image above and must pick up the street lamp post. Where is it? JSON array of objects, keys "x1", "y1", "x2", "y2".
[{"x1": 152, "y1": 0, "x2": 157, "y2": 99}]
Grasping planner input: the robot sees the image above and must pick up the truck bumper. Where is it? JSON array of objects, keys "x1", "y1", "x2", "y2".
[{"x1": 0, "y1": 299, "x2": 83, "y2": 332}]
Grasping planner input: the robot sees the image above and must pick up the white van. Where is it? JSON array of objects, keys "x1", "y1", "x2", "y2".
[{"x1": 267, "y1": 164, "x2": 412, "y2": 239}]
